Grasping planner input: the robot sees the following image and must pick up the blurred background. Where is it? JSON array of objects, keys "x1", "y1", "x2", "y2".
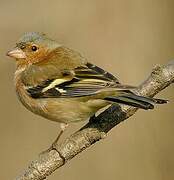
[{"x1": 0, "y1": 0, "x2": 173, "y2": 179}]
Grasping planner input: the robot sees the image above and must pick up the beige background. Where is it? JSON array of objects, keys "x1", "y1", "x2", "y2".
[{"x1": 0, "y1": 0, "x2": 173, "y2": 180}]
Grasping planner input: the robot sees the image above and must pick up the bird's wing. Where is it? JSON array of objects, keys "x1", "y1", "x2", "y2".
[{"x1": 26, "y1": 63, "x2": 130, "y2": 99}]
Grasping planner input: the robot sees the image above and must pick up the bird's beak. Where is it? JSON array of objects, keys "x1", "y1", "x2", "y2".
[{"x1": 6, "y1": 47, "x2": 26, "y2": 59}]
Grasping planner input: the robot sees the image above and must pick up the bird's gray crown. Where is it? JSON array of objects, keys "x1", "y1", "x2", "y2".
[{"x1": 18, "y1": 32, "x2": 61, "y2": 50}]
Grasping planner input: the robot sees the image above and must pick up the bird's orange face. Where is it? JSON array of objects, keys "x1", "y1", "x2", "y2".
[
  {"x1": 7, "y1": 32, "x2": 61, "y2": 67},
  {"x1": 7, "y1": 42, "x2": 49, "y2": 65}
]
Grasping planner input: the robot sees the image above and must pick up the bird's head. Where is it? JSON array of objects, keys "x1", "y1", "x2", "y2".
[{"x1": 7, "y1": 32, "x2": 61, "y2": 66}]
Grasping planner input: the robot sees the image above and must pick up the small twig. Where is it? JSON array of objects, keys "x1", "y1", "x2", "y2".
[{"x1": 16, "y1": 60, "x2": 174, "y2": 180}]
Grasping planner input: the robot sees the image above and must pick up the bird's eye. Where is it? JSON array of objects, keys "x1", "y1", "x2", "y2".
[{"x1": 31, "y1": 45, "x2": 38, "y2": 51}]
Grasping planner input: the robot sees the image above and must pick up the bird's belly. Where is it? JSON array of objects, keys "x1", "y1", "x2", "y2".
[
  {"x1": 38, "y1": 98, "x2": 90, "y2": 123},
  {"x1": 38, "y1": 98, "x2": 109, "y2": 124}
]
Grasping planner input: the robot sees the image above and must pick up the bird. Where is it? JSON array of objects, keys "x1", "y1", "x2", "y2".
[{"x1": 7, "y1": 32, "x2": 167, "y2": 147}]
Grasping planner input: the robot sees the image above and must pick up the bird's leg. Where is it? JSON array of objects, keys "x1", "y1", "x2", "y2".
[
  {"x1": 51, "y1": 123, "x2": 69, "y2": 150},
  {"x1": 42, "y1": 123, "x2": 68, "y2": 154}
]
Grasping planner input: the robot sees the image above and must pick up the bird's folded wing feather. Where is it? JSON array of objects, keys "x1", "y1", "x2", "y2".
[{"x1": 26, "y1": 63, "x2": 134, "y2": 98}]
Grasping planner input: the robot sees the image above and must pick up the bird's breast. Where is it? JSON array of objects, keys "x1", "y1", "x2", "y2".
[{"x1": 15, "y1": 69, "x2": 45, "y2": 116}]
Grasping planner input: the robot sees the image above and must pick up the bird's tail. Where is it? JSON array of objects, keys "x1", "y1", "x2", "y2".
[{"x1": 104, "y1": 93, "x2": 168, "y2": 110}]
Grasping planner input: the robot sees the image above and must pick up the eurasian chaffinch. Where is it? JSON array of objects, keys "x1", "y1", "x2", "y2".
[{"x1": 7, "y1": 32, "x2": 167, "y2": 144}]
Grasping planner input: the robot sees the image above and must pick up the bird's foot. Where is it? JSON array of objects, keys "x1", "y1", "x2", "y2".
[
  {"x1": 40, "y1": 123, "x2": 68, "y2": 154},
  {"x1": 40, "y1": 138, "x2": 60, "y2": 155}
]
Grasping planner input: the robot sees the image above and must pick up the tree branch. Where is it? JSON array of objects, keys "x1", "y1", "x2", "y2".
[{"x1": 16, "y1": 60, "x2": 174, "y2": 180}]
